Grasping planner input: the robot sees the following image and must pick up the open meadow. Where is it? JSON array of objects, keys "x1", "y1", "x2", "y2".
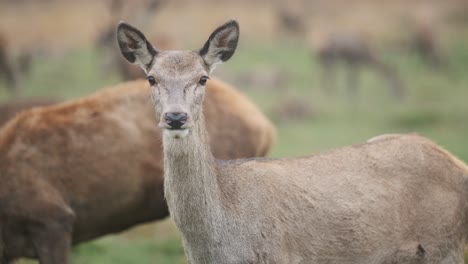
[{"x1": 0, "y1": 0, "x2": 467, "y2": 263}]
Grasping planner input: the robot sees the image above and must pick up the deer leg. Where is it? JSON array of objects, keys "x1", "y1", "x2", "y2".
[
  {"x1": 390, "y1": 77, "x2": 405, "y2": 100},
  {"x1": 370, "y1": 57, "x2": 405, "y2": 101},
  {"x1": 0, "y1": 56, "x2": 7, "y2": 85},
  {"x1": 0, "y1": 54, "x2": 18, "y2": 95},
  {"x1": 0, "y1": 257, "x2": 15, "y2": 264},
  {"x1": 4, "y1": 65, "x2": 17, "y2": 94},
  {"x1": 0, "y1": 227, "x2": 3, "y2": 264},
  {"x1": 382, "y1": 69, "x2": 405, "y2": 101},
  {"x1": 320, "y1": 60, "x2": 337, "y2": 95},
  {"x1": 28, "y1": 205, "x2": 75, "y2": 264},
  {"x1": 0, "y1": 233, "x2": 17, "y2": 264},
  {"x1": 0, "y1": 226, "x2": 12, "y2": 264},
  {"x1": 30, "y1": 219, "x2": 73, "y2": 264},
  {"x1": 346, "y1": 62, "x2": 360, "y2": 101}
]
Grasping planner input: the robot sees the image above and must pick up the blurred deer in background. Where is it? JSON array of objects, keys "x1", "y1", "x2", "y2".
[
  {"x1": 0, "y1": 30, "x2": 37, "y2": 97},
  {"x1": 0, "y1": 77, "x2": 274, "y2": 263},
  {"x1": 315, "y1": 33, "x2": 405, "y2": 100},
  {"x1": 411, "y1": 22, "x2": 447, "y2": 69},
  {"x1": 273, "y1": 0, "x2": 308, "y2": 36},
  {"x1": 276, "y1": 9, "x2": 305, "y2": 35},
  {"x1": 96, "y1": 0, "x2": 172, "y2": 81},
  {"x1": 0, "y1": 33, "x2": 19, "y2": 95}
]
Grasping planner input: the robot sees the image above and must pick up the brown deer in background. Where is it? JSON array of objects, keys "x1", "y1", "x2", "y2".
[
  {"x1": 118, "y1": 19, "x2": 468, "y2": 264},
  {"x1": 0, "y1": 77, "x2": 275, "y2": 263},
  {"x1": 316, "y1": 33, "x2": 405, "y2": 100}
]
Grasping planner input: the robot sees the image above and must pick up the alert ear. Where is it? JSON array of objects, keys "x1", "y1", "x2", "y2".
[
  {"x1": 199, "y1": 20, "x2": 239, "y2": 72},
  {"x1": 116, "y1": 21, "x2": 157, "y2": 72}
]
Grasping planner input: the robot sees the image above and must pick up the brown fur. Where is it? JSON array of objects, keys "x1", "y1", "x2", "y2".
[{"x1": 0, "y1": 78, "x2": 275, "y2": 263}]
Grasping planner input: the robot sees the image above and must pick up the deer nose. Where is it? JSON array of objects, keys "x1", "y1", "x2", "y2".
[{"x1": 165, "y1": 112, "x2": 187, "y2": 129}]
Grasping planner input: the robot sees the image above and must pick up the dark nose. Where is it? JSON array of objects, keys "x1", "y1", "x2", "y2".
[{"x1": 165, "y1": 112, "x2": 187, "y2": 129}]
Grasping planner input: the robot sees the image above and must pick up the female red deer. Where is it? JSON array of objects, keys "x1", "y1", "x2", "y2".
[
  {"x1": 0, "y1": 78, "x2": 275, "y2": 263},
  {"x1": 118, "y1": 19, "x2": 468, "y2": 264}
]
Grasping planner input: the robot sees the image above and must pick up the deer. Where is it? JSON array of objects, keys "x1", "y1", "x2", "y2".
[
  {"x1": 118, "y1": 19, "x2": 468, "y2": 264},
  {"x1": 0, "y1": 76, "x2": 275, "y2": 263},
  {"x1": 411, "y1": 22, "x2": 447, "y2": 69},
  {"x1": 0, "y1": 33, "x2": 18, "y2": 94},
  {"x1": 273, "y1": 0, "x2": 309, "y2": 36},
  {"x1": 316, "y1": 33, "x2": 405, "y2": 101}
]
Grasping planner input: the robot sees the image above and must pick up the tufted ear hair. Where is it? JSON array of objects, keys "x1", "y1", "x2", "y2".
[
  {"x1": 199, "y1": 20, "x2": 239, "y2": 72},
  {"x1": 116, "y1": 21, "x2": 157, "y2": 73}
]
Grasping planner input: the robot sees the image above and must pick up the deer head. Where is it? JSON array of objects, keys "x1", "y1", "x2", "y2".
[{"x1": 117, "y1": 20, "x2": 239, "y2": 139}]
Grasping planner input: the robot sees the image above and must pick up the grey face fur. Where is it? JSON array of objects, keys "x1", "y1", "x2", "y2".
[{"x1": 117, "y1": 20, "x2": 239, "y2": 139}]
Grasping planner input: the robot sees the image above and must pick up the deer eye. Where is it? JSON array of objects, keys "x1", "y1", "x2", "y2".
[
  {"x1": 199, "y1": 76, "x2": 209, "y2": 86},
  {"x1": 147, "y1": 76, "x2": 157, "y2": 86}
]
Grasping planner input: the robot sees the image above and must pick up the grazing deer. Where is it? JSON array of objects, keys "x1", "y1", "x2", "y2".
[
  {"x1": 316, "y1": 33, "x2": 405, "y2": 100},
  {"x1": 118, "y1": 19, "x2": 468, "y2": 264},
  {"x1": 0, "y1": 77, "x2": 274, "y2": 263}
]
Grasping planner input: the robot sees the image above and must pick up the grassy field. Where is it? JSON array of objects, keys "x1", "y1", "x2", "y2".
[{"x1": 4, "y1": 36, "x2": 468, "y2": 263}]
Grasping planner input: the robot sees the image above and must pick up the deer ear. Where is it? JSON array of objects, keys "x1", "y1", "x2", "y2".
[
  {"x1": 116, "y1": 21, "x2": 157, "y2": 72},
  {"x1": 199, "y1": 20, "x2": 239, "y2": 72}
]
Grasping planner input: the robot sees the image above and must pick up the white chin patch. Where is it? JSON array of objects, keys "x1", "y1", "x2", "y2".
[{"x1": 164, "y1": 129, "x2": 190, "y2": 139}]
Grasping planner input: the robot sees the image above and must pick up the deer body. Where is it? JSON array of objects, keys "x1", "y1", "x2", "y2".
[
  {"x1": 168, "y1": 128, "x2": 468, "y2": 263},
  {"x1": 0, "y1": 78, "x2": 274, "y2": 263},
  {"x1": 118, "y1": 20, "x2": 468, "y2": 264}
]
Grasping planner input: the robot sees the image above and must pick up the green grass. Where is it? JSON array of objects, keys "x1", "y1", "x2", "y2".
[
  {"x1": 72, "y1": 237, "x2": 185, "y2": 264},
  {"x1": 6, "y1": 37, "x2": 468, "y2": 263}
]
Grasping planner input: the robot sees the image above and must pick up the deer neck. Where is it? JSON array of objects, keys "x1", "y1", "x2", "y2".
[{"x1": 162, "y1": 112, "x2": 224, "y2": 237}]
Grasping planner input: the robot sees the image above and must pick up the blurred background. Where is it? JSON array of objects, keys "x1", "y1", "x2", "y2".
[{"x1": 0, "y1": 0, "x2": 467, "y2": 263}]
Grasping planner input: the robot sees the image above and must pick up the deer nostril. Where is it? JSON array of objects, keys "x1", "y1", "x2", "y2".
[
  {"x1": 165, "y1": 112, "x2": 188, "y2": 129},
  {"x1": 165, "y1": 112, "x2": 187, "y2": 122}
]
